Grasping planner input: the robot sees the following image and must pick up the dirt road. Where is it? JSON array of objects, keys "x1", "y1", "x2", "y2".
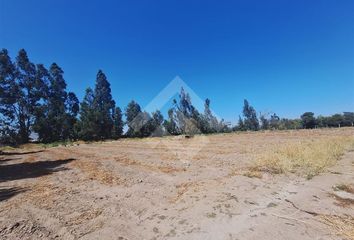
[{"x1": 0, "y1": 129, "x2": 353, "y2": 240}]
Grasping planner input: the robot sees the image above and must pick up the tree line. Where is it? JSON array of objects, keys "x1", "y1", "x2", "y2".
[{"x1": 1, "y1": 49, "x2": 353, "y2": 145}]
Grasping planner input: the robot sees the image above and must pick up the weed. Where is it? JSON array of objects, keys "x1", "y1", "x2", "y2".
[{"x1": 253, "y1": 136, "x2": 354, "y2": 179}]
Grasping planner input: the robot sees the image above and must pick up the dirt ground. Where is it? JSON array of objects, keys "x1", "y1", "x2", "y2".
[{"x1": 0, "y1": 128, "x2": 353, "y2": 240}]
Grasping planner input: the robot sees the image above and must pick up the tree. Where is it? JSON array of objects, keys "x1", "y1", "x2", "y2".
[
  {"x1": 93, "y1": 70, "x2": 115, "y2": 139},
  {"x1": 269, "y1": 113, "x2": 280, "y2": 130},
  {"x1": 203, "y1": 98, "x2": 219, "y2": 133},
  {"x1": 15, "y1": 49, "x2": 41, "y2": 143},
  {"x1": 112, "y1": 107, "x2": 123, "y2": 139},
  {"x1": 242, "y1": 99, "x2": 259, "y2": 131},
  {"x1": 259, "y1": 113, "x2": 269, "y2": 130},
  {"x1": 138, "y1": 111, "x2": 154, "y2": 137},
  {"x1": 125, "y1": 100, "x2": 142, "y2": 137},
  {"x1": 39, "y1": 63, "x2": 70, "y2": 142},
  {"x1": 342, "y1": 112, "x2": 354, "y2": 127},
  {"x1": 0, "y1": 49, "x2": 18, "y2": 144},
  {"x1": 33, "y1": 63, "x2": 79, "y2": 142},
  {"x1": 316, "y1": 115, "x2": 327, "y2": 128},
  {"x1": 62, "y1": 92, "x2": 79, "y2": 139},
  {"x1": 301, "y1": 112, "x2": 316, "y2": 129},
  {"x1": 33, "y1": 64, "x2": 52, "y2": 142},
  {"x1": 170, "y1": 87, "x2": 204, "y2": 135},
  {"x1": 327, "y1": 114, "x2": 343, "y2": 128},
  {"x1": 77, "y1": 88, "x2": 97, "y2": 140},
  {"x1": 164, "y1": 108, "x2": 179, "y2": 135},
  {"x1": 0, "y1": 49, "x2": 45, "y2": 143},
  {"x1": 151, "y1": 110, "x2": 164, "y2": 136},
  {"x1": 236, "y1": 116, "x2": 245, "y2": 131}
]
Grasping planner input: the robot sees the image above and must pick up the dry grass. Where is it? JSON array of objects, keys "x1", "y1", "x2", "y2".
[
  {"x1": 242, "y1": 169, "x2": 263, "y2": 179},
  {"x1": 328, "y1": 193, "x2": 354, "y2": 208},
  {"x1": 114, "y1": 156, "x2": 185, "y2": 174},
  {"x1": 319, "y1": 214, "x2": 354, "y2": 240},
  {"x1": 333, "y1": 184, "x2": 354, "y2": 194},
  {"x1": 169, "y1": 182, "x2": 200, "y2": 203},
  {"x1": 66, "y1": 208, "x2": 103, "y2": 226},
  {"x1": 72, "y1": 160, "x2": 122, "y2": 185},
  {"x1": 252, "y1": 136, "x2": 354, "y2": 179}
]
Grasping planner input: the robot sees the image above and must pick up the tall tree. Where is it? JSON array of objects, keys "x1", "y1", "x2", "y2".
[
  {"x1": 77, "y1": 88, "x2": 97, "y2": 140},
  {"x1": 32, "y1": 64, "x2": 52, "y2": 141},
  {"x1": 112, "y1": 106, "x2": 124, "y2": 139},
  {"x1": 164, "y1": 108, "x2": 179, "y2": 135},
  {"x1": 35, "y1": 63, "x2": 79, "y2": 142},
  {"x1": 242, "y1": 99, "x2": 259, "y2": 131},
  {"x1": 0, "y1": 49, "x2": 43, "y2": 143},
  {"x1": 62, "y1": 92, "x2": 79, "y2": 139},
  {"x1": 172, "y1": 87, "x2": 200, "y2": 134},
  {"x1": 150, "y1": 110, "x2": 164, "y2": 136},
  {"x1": 93, "y1": 70, "x2": 115, "y2": 139},
  {"x1": 0, "y1": 49, "x2": 18, "y2": 144},
  {"x1": 125, "y1": 100, "x2": 142, "y2": 137},
  {"x1": 45, "y1": 63, "x2": 68, "y2": 142},
  {"x1": 203, "y1": 98, "x2": 219, "y2": 133},
  {"x1": 15, "y1": 49, "x2": 39, "y2": 142}
]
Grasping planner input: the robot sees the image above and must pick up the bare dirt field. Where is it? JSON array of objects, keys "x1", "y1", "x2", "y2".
[{"x1": 1, "y1": 128, "x2": 354, "y2": 240}]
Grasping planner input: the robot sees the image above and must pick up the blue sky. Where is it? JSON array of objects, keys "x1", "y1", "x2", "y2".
[{"x1": 1, "y1": 0, "x2": 353, "y2": 123}]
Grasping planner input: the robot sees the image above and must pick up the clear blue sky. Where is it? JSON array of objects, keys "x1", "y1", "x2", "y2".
[{"x1": 1, "y1": 0, "x2": 353, "y2": 123}]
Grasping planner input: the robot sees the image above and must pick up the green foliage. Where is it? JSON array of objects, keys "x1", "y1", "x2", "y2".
[
  {"x1": 77, "y1": 70, "x2": 116, "y2": 141},
  {"x1": 34, "y1": 63, "x2": 78, "y2": 142},
  {"x1": 343, "y1": 112, "x2": 354, "y2": 127},
  {"x1": 301, "y1": 112, "x2": 316, "y2": 129},
  {"x1": 164, "y1": 108, "x2": 180, "y2": 135},
  {"x1": 203, "y1": 98, "x2": 220, "y2": 133},
  {"x1": 269, "y1": 113, "x2": 280, "y2": 130},
  {"x1": 0, "y1": 49, "x2": 43, "y2": 144},
  {"x1": 112, "y1": 107, "x2": 123, "y2": 139},
  {"x1": 125, "y1": 100, "x2": 142, "y2": 137},
  {"x1": 316, "y1": 112, "x2": 354, "y2": 128},
  {"x1": 93, "y1": 70, "x2": 115, "y2": 139},
  {"x1": 0, "y1": 49, "x2": 18, "y2": 144},
  {"x1": 76, "y1": 88, "x2": 97, "y2": 141},
  {"x1": 150, "y1": 110, "x2": 164, "y2": 136},
  {"x1": 259, "y1": 113, "x2": 269, "y2": 130},
  {"x1": 236, "y1": 116, "x2": 246, "y2": 131},
  {"x1": 242, "y1": 99, "x2": 259, "y2": 131},
  {"x1": 278, "y1": 118, "x2": 302, "y2": 130}
]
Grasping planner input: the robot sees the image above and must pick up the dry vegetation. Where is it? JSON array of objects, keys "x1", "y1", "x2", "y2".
[
  {"x1": 252, "y1": 136, "x2": 354, "y2": 179},
  {"x1": 320, "y1": 214, "x2": 354, "y2": 240}
]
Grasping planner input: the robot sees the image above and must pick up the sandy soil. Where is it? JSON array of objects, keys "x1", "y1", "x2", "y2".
[{"x1": 0, "y1": 128, "x2": 353, "y2": 240}]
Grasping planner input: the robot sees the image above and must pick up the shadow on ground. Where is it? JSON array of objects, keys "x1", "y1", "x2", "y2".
[
  {"x1": 0, "y1": 187, "x2": 27, "y2": 202},
  {"x1": 0, "y1": 157, "x2": 21, "y2": 164},
  {"x1": 0, "y1": 158, "x2": 76, "y2": 183},
  {"x1": 0, "y1": 150, "x2": 45, "y2": 156}
]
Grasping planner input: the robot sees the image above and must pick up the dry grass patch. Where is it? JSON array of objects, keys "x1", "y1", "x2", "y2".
[
  {"x1": 72, "y1": 160, "x2": 121, "y2": 185},
  {"x1": 320, "y1": 214, "x2": 354, "y2": 239},
  {"x1": 115, "y1": 156, "x2": 184, "y2": 174},
  {"x1": 242, "y1": 168, "x2": 263, "y2": 179},
  {"x1": 170, "y1": 182, "x2": 200, "y2": 203},
  {"x1": 328, "y1": 193, "x2": 354, "y2": 208},
  {"x1": 252, "y1": 136, "x2": 354, "y2": 179},
  {"x1": 333, "y1": 184, "x2": 354, "y2": 194}
]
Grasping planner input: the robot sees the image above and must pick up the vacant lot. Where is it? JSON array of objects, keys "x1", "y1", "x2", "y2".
[{"x1": 1, "y1": 128, "x2": 354, "y2": 240}]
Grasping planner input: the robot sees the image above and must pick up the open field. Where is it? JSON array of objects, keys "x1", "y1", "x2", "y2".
[{"x1": 1, "y1": 128, "x2": 354, "y2": 240}]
